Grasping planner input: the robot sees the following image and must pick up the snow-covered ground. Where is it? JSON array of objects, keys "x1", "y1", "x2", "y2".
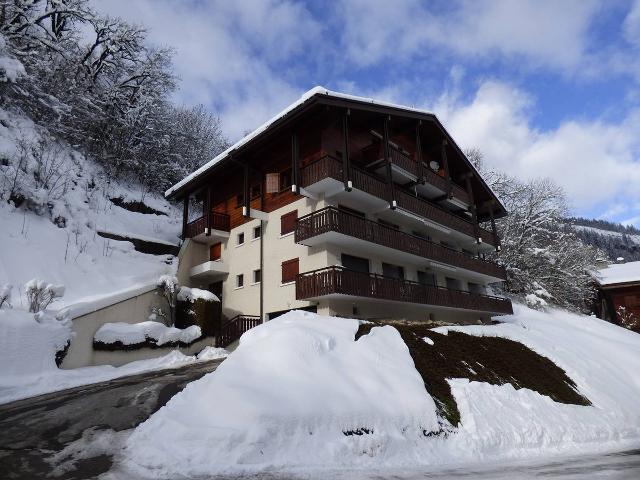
[
  {"x1": 0, "y1": 309, "x2": 227, "y2": 405},
  {"x1": 0, "y1": 107, "x2": 181, "y2": 310},
  {"x1": 118, "y1": 306, "x2": 640, "y2": 478}
]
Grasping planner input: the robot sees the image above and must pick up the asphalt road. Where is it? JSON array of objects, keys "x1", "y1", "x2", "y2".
[{"x1": 0, "y1": 359, "x2": 223, "y2": 480}]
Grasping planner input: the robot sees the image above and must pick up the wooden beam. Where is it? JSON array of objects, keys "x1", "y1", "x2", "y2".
[
  {"x1": 182, "y1": 196, "x2": 188, "y2": 240},
  {"x1": 243, "y1": 163, "x2": 250, "y2": 218},
  {"x1": 291, "y1": 130, "x2": 300, "y2": 194},
  {"x1": 415, "y1": 121, "x2": 425, "y2": 184},
  {"x1": 342, "y1": 109, "x2": 352, "y2": 191},
  {"x1": 205, "y1": 186, "x2": 211, "y2": 236},
  {"x1": 489, "y1": 207, "x2": 501, "y2": 252},
  {"x1": 463, "y1": 175, "x2": 481, "y2": 243},
  {"x1": 383, "y1": 116, "x2": 396, "y2": 208},
  {"x1": 441, "y1": 138, "x2": 453, "y2": 199}
]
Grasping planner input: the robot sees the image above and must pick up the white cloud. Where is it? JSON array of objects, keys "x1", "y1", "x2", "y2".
[
  {"x1": 338, "y1": 0, "x2": 601, "y2": 71},
  {"x1": 432, "y1": 80, "x2": 640, "y2": 220},
  {"x1": 624, "y1": 0, "x2": 640, "y2": 47},
  {"x1": 91, "y1": 0, "x2": 321, "y2": 140}
]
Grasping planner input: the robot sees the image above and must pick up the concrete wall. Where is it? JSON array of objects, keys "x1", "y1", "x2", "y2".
[{"x1": 63, "y1": 287, "x2": 166, "y2": 369}]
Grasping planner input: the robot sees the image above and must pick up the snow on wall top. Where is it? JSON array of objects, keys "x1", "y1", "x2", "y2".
[
  {"x1": 593, "y1": 261, "x2": 640, "y2": 286},
  {"x1": 164, "y1": 86, "x2": 436, "y2": 198}
]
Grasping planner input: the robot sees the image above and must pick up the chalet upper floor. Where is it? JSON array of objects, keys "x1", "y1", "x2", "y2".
[{"x1": 167, "y1": 87, "x2": 507, "y2": 269}]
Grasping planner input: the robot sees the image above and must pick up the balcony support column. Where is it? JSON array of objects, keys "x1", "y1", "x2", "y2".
[
  {"x1": 291, "y1": 130, "x2": 300, "y2": 195},
  {"x1": 182, "y1": 195, "x2": 189, "y2": 240},
  {"x1": 441, "y1": 139, "x2": 453, "y2": 199},
  {"x1": 383, "y1": 116, "x2": 396, "y2": 208},
  {"x1": 489, "y1": 205, "x2": 501, "y2": 252},
  {"x1": 416, "y1": 121, "x2": 425, "y2": 185},
  {"x1": 243, "y1": 163, "x2": 250, "y2": 218},
  {"x1": 205, "y1": 186, "x2": 211, "y2": 236},
  {"x1": 462, "y1": 173, "x2": 481, "y2": 243},
  {"x1": 342, "y1": 109, "x2": 352, "y2": 191}
]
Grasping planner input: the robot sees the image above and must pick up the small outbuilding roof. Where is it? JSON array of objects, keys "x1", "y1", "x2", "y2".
[{"x1": 592, "y1": 261, "x2": 640, "y2": 287}]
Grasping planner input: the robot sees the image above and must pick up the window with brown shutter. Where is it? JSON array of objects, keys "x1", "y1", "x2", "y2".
[
  {"x1": 210, "y1": 242, "x2": 221, "y2": 261},
  {"x1": 281, "y1": 258, "x2": 299, "y2": 284},
  {"x1": 280, "y1": 210, "x2": 298, "y2": 235}
]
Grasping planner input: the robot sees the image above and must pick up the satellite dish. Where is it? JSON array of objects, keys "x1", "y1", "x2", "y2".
[{"x1": 429, "y1": 161, "x2": 440, "y2": 171}]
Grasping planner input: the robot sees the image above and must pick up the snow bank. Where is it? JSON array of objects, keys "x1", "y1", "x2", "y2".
[
  {"x1": 94, "y1": 321, "x2": 202, "y2": 346},
  {"x1": 0, "y1": 309, "x2": 202, "y2": 405},
  {"x1": 123, "y1": 311, "x2": 439, "y2": 477},
  {"x1": 122, "y1": 306, "x2": 640, "y2": 477},
  {"x1": 177, "y1": 286, "x2": 219, "y2": 303},
  {"x1": 196, "y1": 346, "x2": 229, "y2": 361}
]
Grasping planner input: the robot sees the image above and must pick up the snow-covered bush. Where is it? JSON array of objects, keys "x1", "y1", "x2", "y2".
[
  {"x1": 157, "y1": 275, "x2": 179, "y2": 326},
  {"x1": 0, "y1": 284, "x2": 11, "y2": 308},
  {"x1": 617, "y1": 306, "x2": 640, "y2": 331},
  {"x1": 24, "y1": 279, "x2": 65, "y2": 313}
]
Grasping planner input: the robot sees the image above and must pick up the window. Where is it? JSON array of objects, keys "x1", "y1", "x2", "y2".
[
  {"x1": 253, "y1": 269, "x2": 261, "y2": 284},
  {"x1": 445, "y1": 277, "x2": 462, "y2": 291},
  {"x1": 418, "y1": 270, "x2": 436, "y2": 286},
  {"x1": 237, "y1": 232, "x2": 245, "y2": 245},
  {"x1": 236, "y1": 274, "x2": 244, "y2": 288},
  {"x1": 468, "y1": 282, "x2": 483, "y2": 295},
  {"x1": 281, "y1": 258, "x2": 299, "y2": 284},
  {"x1": 253, "y1": 225, "x2": 261, "y2": 239},
  {"x1": 280, "y1": 167, "x2": 292, "y2": 191},
  {"x1": 280, "y1": 210, "x2": 298, "y2": 235},
  {"x1": 250, "y1": 183, "x2": 262, "y2": 199},
  {"x1": 382, "y1": 263, "x2": 404, "y2": 279},
  {"x1": 341, "y1": 254, "x2": 369, "y2": 274}
]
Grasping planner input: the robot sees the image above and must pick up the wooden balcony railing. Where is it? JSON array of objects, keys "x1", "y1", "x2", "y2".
[
  {"x1": 296, "y1": 266, "x2": 513, "y2": 314},
  {"x1": 185, "y1": 211, "x2": 231, "y2": 238},
  {"x1": 296, "y1": 207, "x2": 506, "y2": 279},
  {"x1": 300, "y1": 155, "x2": 497, "y2": 247},
  {"x1": 215, "y1": 315, "x2": 261, "y2": 348},
  {"x1": 362, "y1": 143, "x2": 470, "y2": 204}
]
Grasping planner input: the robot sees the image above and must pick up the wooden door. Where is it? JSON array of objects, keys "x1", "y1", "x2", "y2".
[{"x1": 210, "y1": 242, "x2": 221, "y2": 261}]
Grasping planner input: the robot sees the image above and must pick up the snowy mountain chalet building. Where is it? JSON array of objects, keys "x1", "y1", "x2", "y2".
[{"x1": 168, "y1": 87, "x2": 513, "y2": 329}]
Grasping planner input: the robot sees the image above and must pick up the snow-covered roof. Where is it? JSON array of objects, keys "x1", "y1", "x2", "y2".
[
  {"x1": 165, "y1": 86, "x2": 436, "y2": 198},
  {"x1": 593, "y1": 261, "x2": 640, "y2": 286}
]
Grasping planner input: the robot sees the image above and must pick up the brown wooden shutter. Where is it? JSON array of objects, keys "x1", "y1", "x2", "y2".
[
  {"x1": 281, "y1": 258, "x2": 299, "y2": 284},
  {"x1": 210, "y1": 242, "x2": 221, "y2": 261},
  {"x1": 280, "y1": 209, "x2": 298, "y2": 235}
]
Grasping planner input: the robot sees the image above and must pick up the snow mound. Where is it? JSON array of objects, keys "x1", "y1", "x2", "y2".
[
  {"x1": 177, "y1": 286, "x2": 219, "y2": 303},
  {"x1": 121, "y1": 307, "x2": 640, "y2": 477},
  {"x1": 196, "y1": 346, "x2": 229, "y2": 361},
  {"x1": 94, "y1": 321, "x2": 202, "y2": 346},
  {"x1": 123, "y1": 311, "x2": 439, "y2": 476},
  {"x1": 0, "y1": 310, "x2": 202, "y2": 404}
]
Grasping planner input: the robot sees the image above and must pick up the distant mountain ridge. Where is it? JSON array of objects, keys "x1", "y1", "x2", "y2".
[{"x1": 566, "y1": 217, "x2": 640, "y2": 262}]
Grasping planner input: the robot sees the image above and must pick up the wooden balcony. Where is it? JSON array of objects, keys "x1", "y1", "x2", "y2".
[
  {"x1": 300, "y1": 155, "x2": 497, "y2": 247},
  {"x1": 296, "y1": 266, "x2": 513, "y2": 315},
  {"x1": 296, "y1": 207, "x2": 506, "y2": 281},
  {"x1": 362, "y1": 143, "x2": 470, "y2": 204},
  {"x1": 185, "y1": 212, "x2": 231, "y2": 243}
]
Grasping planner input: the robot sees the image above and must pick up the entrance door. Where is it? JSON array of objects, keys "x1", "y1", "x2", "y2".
[{"x1": 210, "y1": 242, "x2": 221, "y2": 261}]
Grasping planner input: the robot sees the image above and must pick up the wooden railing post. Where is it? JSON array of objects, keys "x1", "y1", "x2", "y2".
[
  {"x1": 441, "y1": 139, "x2": 453, "y2": 199},
  {"x1": 205, "y1": 186, "x2": 211, "y2": 237},
  {"x1": 342, "y1": 110, "x2": 352, "y2": 191},
  {"x1": 416, "y1": 121, "x2": 425, "y2": 184},
  {"x1": 489, "y1": 206, "x2": 501, "y2": 252},
  {"x1": 291, "y1": 130, "x2": 300, "y2": 194},
  {"x1": 462, "y1": 173, "x2": 481, "y2": 243},
  {"x1": 182, "y1": 195, "x2": 189, "y2": 240}
]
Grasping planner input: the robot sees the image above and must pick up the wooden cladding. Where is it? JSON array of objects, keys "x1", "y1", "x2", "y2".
[
  {"x1": 281, "y1": 258, "x2": 299, "y2": 284},
  {"x1": 280, "y1": 209, "x2": 298, "y2": 235},
  {"x1": 266, "y1": 173, "x2": 280, "y2": 193},
  {"x1": 299, "y1": 155, "x2": 497, "y2": 247},
  {"x1": 184, "y1": 211, "x2": 231, "y2": 238},
  {"x1": 295, "y1": 207, "x2": 507, "y2": 280},
  {"x1": 296, "y1": 266, "x2": 513, "y2": 314}
]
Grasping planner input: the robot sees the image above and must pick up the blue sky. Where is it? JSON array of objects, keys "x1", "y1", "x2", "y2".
[{"x1": 95, "y1": 0, "x2": 640, "y2": 226}]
